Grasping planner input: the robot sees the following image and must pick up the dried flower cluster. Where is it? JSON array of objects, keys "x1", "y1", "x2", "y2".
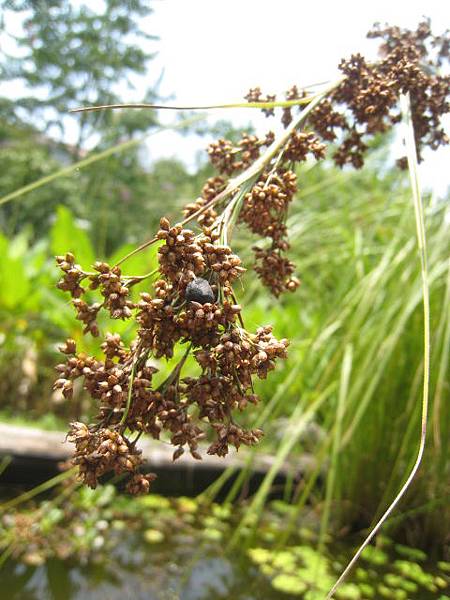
[
  {"x1": 207, "y1": 132, "x2": 275, "y2": 176},
  {"x1": 245, "y1": 20, "x2": 449, "y2": 168},
  {"x1": 55, "y1": 218, "x2": 288, "y2": 492},
  {"x1": 200, "y1": 21, "x2": 449, "y2": 294},
  {"x1": 55, "y1": 22, "x2": 449, "y2": 493}
]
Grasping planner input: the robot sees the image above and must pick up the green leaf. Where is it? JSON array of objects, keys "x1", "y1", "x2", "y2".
[
  {"x1": 272, "y1": 574, "x2": 307, "y2": 595},
  {"x1": 51, "y1": 206, "x2": 95, "y2": 269},
  {"x1": 0, "y1": 245, "x2": 30, "y2": 309}
]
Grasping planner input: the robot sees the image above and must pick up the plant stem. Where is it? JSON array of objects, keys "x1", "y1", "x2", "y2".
[
  {"x1": 69, "y1": 94, "x2": 324, "y2": 114},
  {"x1": 0, "y1": 467, "x2": 77, "y2": 512}
]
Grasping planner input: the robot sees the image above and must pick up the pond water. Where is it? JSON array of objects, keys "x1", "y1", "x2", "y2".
[
  {"x1": 3, "y1": 536, "x2": 289, "y2": 600},
  {"x1": 1, "y1": 487, "x2": 449, "y2": 600},
  {"x1": 3, "y1": 531, "x2": 450, "y2": 600}
]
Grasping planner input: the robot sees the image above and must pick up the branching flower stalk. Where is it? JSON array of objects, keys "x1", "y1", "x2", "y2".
[{"x1": 55, "y1": 21, "x2": 449, "y2": 497}]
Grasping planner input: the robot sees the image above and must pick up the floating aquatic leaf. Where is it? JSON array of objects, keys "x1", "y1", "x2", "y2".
[
  {"x1": 355, "y1": 567, "x2": 369, "y2": 581},
  {"x1": 212, "y1": 504, "x2": 232, "y2": 520},
  {"x1": 272, "y1": 550, "x2": 297, "y2": 572},
  {"x1": 260, "y1": 563, "x2": 275, "y2": 577},
  {"x1": 361, "y1": 545, "x2": 389, "y2": 566},
  {"x1": 138, "y1": 495, "x2": 171, "y2": 510},
  {"x1": 335, "y1": 582, "x2": 361, "y2": 599},
  {"x1": 176, "y1": 497, "x2": 198, "y2": 514},
  {"x1": 394, "y1": 543, "x2": 427, "y2": 562},
  {"x1": 143, "y1": 529, "x2": 164, "y2": 544},
  {"x1": 358, "y1": 582, "x2": 375, "y2": 598},
  {"x1": 435, "y1": 576, "x2": 449, "y2": 589},
  {"x1": 247, "y1": 548, "x2": 272, "y2": 565},
  {"x1": 272, "y1": 574, "x2": 307, "y2": 595},
  {"x1": 393, "y1": 560, "x2": 436, "y2": 589},
  {"x1": 202, "y1": 528, "x2": 223, "y2": 542},
  {"x1": 438, "y1": 562, "x2": 450, "y2": 574}
]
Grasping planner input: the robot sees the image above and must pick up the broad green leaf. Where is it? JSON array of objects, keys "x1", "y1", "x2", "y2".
[
  {"x1": 0, "y1": 253, "x2": 30, "y2": 309},
  {"x1": 50, "y1": 205, "x2": 95, "y2": 269}
]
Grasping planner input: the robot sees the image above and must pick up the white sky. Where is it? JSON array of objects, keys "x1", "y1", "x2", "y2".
[{"x1": 152, "y1": 0, "x2": 446, "y2": 103}]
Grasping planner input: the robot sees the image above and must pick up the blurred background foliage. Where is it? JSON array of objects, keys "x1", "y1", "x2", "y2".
[{"x1": 0, "y1": 0, "x2": 449, "y2": 575}]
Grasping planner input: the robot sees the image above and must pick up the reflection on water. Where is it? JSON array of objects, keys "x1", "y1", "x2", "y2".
[
  {"x1": 2, "y1": 533, "x2": 271, "y2": 600},
  {"x1": 2, "y1": 532, "x2": 448, "y2": 600},
  {"x1": 1, "y1": 488, "x2": 448, "y2": 600}
]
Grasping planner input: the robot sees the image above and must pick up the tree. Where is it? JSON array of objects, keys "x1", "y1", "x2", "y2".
[
  {"x1": 0, "y1": 0, "x2": 159, "y2": 157},
  {"x1": 0, "y1": 0, "x2": 168, "y2": 249}
]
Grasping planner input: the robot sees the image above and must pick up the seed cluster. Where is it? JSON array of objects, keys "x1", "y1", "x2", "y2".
[
  {"x1": 239, "y1": 169, "x2": 300, "y2": 296},
  {"x1": 207, "y1": 132, "x2": 274, "y2": 176},
  {"x1": 68, "y1": 423, "x2": 156, "y2": 494},
  {"x1": 56, "y1": 22, "x2": 449, "y2": 494},
  {"x1": 56, "y1": 217, "x2": 288, "y2": 493},
  {"x1": 182, "y1": 176, "x2": 225, "y2": 227},
  {"x1": 245, "y1": 20, "x2": 449, "y2": 169}
]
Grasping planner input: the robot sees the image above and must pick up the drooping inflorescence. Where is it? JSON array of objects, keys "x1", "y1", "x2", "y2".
[
  {"x1": 55, "y1": 21, "x2": 449, "y2": 493},
  {"x1": 55, "y1": 219, "x2": 288, "y2": 493}
]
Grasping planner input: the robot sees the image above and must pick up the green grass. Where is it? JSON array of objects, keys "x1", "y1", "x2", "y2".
[{"x1": 217, "y1": 147, "x2": 449, "y2": 551}]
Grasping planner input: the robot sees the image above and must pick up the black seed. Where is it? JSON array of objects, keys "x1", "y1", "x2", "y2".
[{"x1": 185, "y1": 277, "x2": 215, "y2": 304}]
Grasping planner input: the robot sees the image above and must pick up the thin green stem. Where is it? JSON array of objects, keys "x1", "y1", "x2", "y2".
[
  {"x1": 317, "y1": 345, "x2": 352, "y2": 557},
  {"x1": 119, "y1": 359, "x2": 138, "y2": 428},
  {"x1": 0, "y1": 544, "x2": 13, "y2": 569},
  {"x1": 69, "y1": 94, "x2": 324, "y2": 114},
  {"x1": 0, "y1": 115, "x2": 206, "y2": 207},
  {"x1": 0, "y1": 467, "x2": 77, "y2": 512},
  {"x1": 0, "y1": 455, "x2": 12, "y2": 478}
]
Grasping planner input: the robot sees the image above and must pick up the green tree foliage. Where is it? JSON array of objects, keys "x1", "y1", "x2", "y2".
[
  {"x1": 0, "y1": 0, "x2": 159, "y2": 152},
  {"x1": 0, "y1": 0, "x2": 174, "y2": 251},
  {"x1": 0, "y1": 1, "x2": 250, "y2": 250},
  {"x1": 0, "y1": 117, "x2": 82, "y2": 237}
]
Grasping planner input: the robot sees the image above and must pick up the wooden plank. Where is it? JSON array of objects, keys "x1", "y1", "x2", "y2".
[{"x1": 0, "y1": 423, "x2": 318, "y2": 496}]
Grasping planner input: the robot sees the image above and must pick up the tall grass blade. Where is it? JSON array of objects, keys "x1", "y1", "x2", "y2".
[{"x1": 317, "y1": 345, "x2": 352, "y2": 553}]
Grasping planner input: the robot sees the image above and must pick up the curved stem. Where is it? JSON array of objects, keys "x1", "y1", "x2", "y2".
[
  {"x1": 69, "y1": 94, "x2": 324, "y2": 115},
  {"x1": 0, "y1": 115, "x2": 205, "y2": 207}
]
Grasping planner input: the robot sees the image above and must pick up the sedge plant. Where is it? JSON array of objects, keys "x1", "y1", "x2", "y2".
[{"x1": 0, "y1": 18, "x2": 449, "y2": 598}]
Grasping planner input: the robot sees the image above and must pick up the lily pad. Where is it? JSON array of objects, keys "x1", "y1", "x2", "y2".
[
  {"x1": 435, "y1": 576, "x2": 449, "y2": 589},
  {"x1": 393, "y1": 560, "x2": 436, "y2": 589},
  {"x1": 176, "y1": 497, "x2": 198, "y2": 514},
  {"x1": 358, "y1": 582, "x2": 375, "y2": 598},
  {"x1": 202, "y1": 528, "x2": 223, "y2": 542},
  {"x1": 335, "y1": 583, "x2": 361, "y2": 599},
  {"x1": 361, "y1": 546, "x2": 388, "y2": 566},
  {"x1": 272, "y1": 574, "x2": 307, "y2": 595},
  {"x1": 144, "y1": 529, "x2": 164, "y2": 544},
  {"x1": 248, "y1": 548, "x2": 273, "y2": 565},
  {"x1": 139, "y1": 495, "x2": 171, "y2": 510},
  {"x1": 438, "y1": 562, "x2": 450, "y2": 574},
  {"x1": 394, "y1": 544, "x2": 427, "y2": 562},
  {"x1": 272, "y1": 550, "x2": 298, "y2": 572}
]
